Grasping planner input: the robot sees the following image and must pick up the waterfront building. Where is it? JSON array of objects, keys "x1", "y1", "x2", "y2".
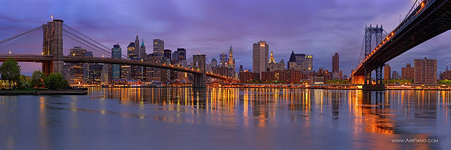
[
  {"x1": 384, "y1": 64, "x2": 391, "y2": 80},
  {"x1": 127, "y1": 42, "x2": 135, "y2": 58},
  {"x1": 261, "y1": 70, "x2": 303, "y2": 83},
  {"x1": 239, "y1": 71, "x2": 260, "y2": 83},
  {"x1": 146, "y1": 53, "x2": 162, "y2": 81},
  {"x1": 239, "y1": 65, "x2": 244, "y2": 72},
  {"x1": 153, "y1": 39, "x2": 164, "y2": 55},
  {"x1": 83, "y1": 63, "x2": 103, "y2": 84},
  {"x1": 112, "y1": 44, "x2": 121, "y2": 80},
  {"x1": 414, "y1": 57, "x2": 437, "y2": 84},
  {"x1": 129, "y1": 54, "x2": 141, "y2": 80},
  {"x1": 402, "y1": 63, "x2": 414, "y2": 80},
  {"x1": 120, "y1": 65, "x2": 131, "y2": 80},
  {"x1": 101, "y1": 63, "x2": 110, "y2": 85},
  {"x1": 253, "y1": 41, "x2": 269, "y2": 78},
  {"x1": 66, "y1": 46, "x2": 87, "y2": 84}
]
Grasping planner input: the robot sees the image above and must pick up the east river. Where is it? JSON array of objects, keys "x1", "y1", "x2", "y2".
[{"x1": 0, "y1": 88, "x2": 450, "y2": 150}]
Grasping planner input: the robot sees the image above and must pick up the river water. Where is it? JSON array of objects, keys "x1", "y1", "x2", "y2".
[{"x1": 0, "y1": 88, "x2": 450, "y2": 150}]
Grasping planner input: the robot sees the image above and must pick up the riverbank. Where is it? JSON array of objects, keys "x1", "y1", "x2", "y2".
[{"x1": 0, "y1": 89, "x2": 87, "y2": 95}]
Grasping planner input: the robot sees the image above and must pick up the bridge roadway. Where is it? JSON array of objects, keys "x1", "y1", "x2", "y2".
[
  {"x1": 0, "y1": 54, "x2": 235, "y2": 81},
  {"x1": 353, "y1": 0, "x2": 451, "y2": 76}
]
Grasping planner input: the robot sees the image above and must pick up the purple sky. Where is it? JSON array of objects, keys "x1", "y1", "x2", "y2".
[{"x1": 1, "y1": 0, "x2": 451, "y2": 76}]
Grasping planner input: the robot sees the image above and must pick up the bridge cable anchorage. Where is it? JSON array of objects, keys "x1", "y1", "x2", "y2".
[
  {"x1": 62, "y1": 29, "x2": 113, "y2": 57},
  {"x1": 0, "y1": 26, "x2": 43, "y2": 45},
  {"x1": 63, "y1": 24, "x2": 127, "y2": 58}
]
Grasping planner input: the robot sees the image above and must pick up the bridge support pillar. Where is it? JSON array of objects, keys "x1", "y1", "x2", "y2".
[
  {"x1": 42, "y1": 19, "x2": 64, "y2": 76},
  {"x1": 375, "y1": 65, "x2": 383, "y2": 85},
  {"x1": 351, "y1": 75, "x2": 365, "y2": 84},
  {"x1": 193, "y1": 73, "x2": 206, "y2": 88}
]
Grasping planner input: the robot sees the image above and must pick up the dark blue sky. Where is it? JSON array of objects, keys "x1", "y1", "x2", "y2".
[{"x1": 1, "y1": 0, "x2": 451, "y2": 76}]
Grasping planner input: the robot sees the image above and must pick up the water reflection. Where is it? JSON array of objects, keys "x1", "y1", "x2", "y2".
[{"x1": 0, "y1": 88, "x2": 450, "y2": 149}]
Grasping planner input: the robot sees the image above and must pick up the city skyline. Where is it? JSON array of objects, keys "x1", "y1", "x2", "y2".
[{"x1": 2, "y1": 0, "x2": 451, "y2": 75}]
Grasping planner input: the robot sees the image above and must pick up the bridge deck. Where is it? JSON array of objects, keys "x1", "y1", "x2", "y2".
[{"x1": 354, "y1": 0, "x2": 451, "y2": 75}]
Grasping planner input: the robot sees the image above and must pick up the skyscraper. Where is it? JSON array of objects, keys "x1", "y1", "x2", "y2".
[
  {"x1": 164, "y1": 49, "x2": 172, "y2": 61},
  {"x1": 140, "y1": 40, "x2": 146, "y2": 59},
  {"x1": 177, "y1": 48, "x2": 186, "y2": 61},
  {"x1": 153, "y1": 39, "x2": 164, "y2": 55},
  {"x1": 112, "y1": 44, "x2": 121, "y2": 80},
  {"x1": 384, "y1": 64, "x2": 391, "y2": 80},
  {"x1": 220, "y1": 52, "x2": 227, "y2": 67},
  {"x1": 253, "y1": 41, "x2": 269, "y2": 77},
  {"x1": 402, "y1": 63, "x2": 414, "y2": 80},
  {"x1": 127, "y1": 42, "x2": 135, "y2": 58},
  {"x1": 135, "y1": 34, "x2": 140, "y2": 57},
  {"x1": 332, "y1": 53, "x2": 339, "y2": 73},
  {"x1": 228, "y1": 46, "x2": 235, "y2": 71},
  {"x1": 392, "y1": 71, "x2": 400, "y2": 80},
  {"x1": 414, "y1": 57, "x2": 437, "y2": 84}
]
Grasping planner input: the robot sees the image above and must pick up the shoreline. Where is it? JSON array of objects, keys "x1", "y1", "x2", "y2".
[{"x1": 0, "y1": 89, "x2": 87, "y2": 95}]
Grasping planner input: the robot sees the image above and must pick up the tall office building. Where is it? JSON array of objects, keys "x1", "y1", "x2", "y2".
[
  {"x1": 332, "y1": 53, "x2": 339, "y2": 73},
  {"x1": 172, "y1": 51, "x2": 179, "y2": 64},
  {"x1": 220, "y1": 52, "x2": 227, "y2": 67},
  {"x1": 153, "y1": 39, "x2": 164, "y2": 55},
  {"x1": 164, "y1": 49, "x2": 172, "y2": 60},
  {"x1": 414, "y1": 57, "x2": 437, "y2": 84},
  {"x1": 402, "y1": 63, "x2": 414, "y2": 80},
  {"x1": 384, "y1": 64, "x2": 391, "y2": 80},
  {"x1": 228, "y1": 46, "x2": 235, "y2": 71},
  {"x1": 127, "y1": 42, "x2": 135, "y2": 58},
  {"x1": 177, "y1": 48, "x2": 186, "y2": 61},
  {"x1": 268, "y1": 50, "x2": 285, "y2": 72},
  {"x1": 112, "y1": 44, "x2": 122, "y2": 80},
  {"x1": 67, "y1": 46, "x2": 87, "y2": 84},
  {"x1": 253, "y1": 41, "x2": 269, "y2": 77},
  {"x1": 135, "y1": 35, "x2": 140, "y2": 57},
  {"x1": 139, "y1": 40, "x2": 146, "y2": 59}
]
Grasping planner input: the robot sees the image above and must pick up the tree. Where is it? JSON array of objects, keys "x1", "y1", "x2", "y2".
[
  {"x1": 31, "y1": 70, "x2": 45, "y2": 88},
  {"x1": 44, "y1": 73, "x2": 69, "y2": 90},
  {"x1": 18, "y1": 75, "x2": 31, "y2": 89},
  {"x1": 0, "y1": 58, "x2": 21, "y2": 89}
]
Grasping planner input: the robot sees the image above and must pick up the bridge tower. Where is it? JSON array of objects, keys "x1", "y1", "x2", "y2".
[
  {"x1": 42, "y1": 19, "x2": 64, "y2": 76},
  {"x1": 362, "y1": 25, "x2": 385, "y2": 90},
  {"x1": 193, "y1": 54, "x2": 206, "y2": 88}
]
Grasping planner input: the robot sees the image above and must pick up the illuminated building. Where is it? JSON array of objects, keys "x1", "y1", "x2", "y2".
[
  {"x1": 239, "y1": 71, "x2": 259, "y2": 83},
  {"x1": 66, "y1": 46, "x2": 87, "y2": 84},
  {"x1": 153, "y1": 39, "x2": 164, "y2": 55},
  {"x1": 268, "y1": 50, "x2": 285, "y2": 72},
  {"x1": 139, "y1": 39, "x2": 146, "y2": 59},
  {"x1": 414, "y1": 57, "x2": 437, "y2": 84},
  {"x1": 253, "y1": 41, "x2": 269, "y2": 78},
  {"x1": 177, "y1": 48, "x2": 186, "y2": 61},
  {"x1": 288, "y1": 51, "x2": 313, "y2": 73},
  {"x1": 220, "y1": 51, "x2": 227, "y2": 67},
  {"x1": 392, "y1": 71, "x2": 400, "y2": 80},
  {"x1": 127, "y1": 42, "x2": 136, "y2": 58},
  {"x1": 112, "y1": 44, "x2": 121, "y2": 80},
  {"x1": 261, "y1": 70, "x2": 303, "y2": 83},
  {"x1": 332, "y1": 52, "x2": 339, "y2": 72}
]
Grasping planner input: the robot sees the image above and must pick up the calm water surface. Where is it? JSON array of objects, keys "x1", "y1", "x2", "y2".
[{"x1": 0, "y1": 88, "x2": 450, "y2": 150}]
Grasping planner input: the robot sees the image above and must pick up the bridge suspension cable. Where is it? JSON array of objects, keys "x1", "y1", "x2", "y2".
[
  {"x1": 62, "y1": 29, "x2": 113, "y2": 57},
  {"x1": 63, "y1": 24, "x2": 127, "y2": 58},
  {"x1": 63, "y1": 33, "x2": 111, "y2": 57},
  {"x1": 0, "y1": 26, "x2": 42, "y2": 45}
]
